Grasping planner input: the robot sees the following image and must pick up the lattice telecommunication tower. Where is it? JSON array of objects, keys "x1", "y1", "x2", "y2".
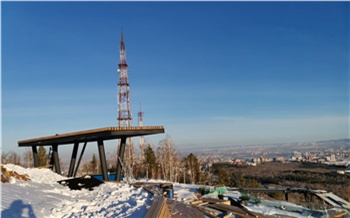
[
  {"x1": 117, "y1": 32, "x2": 134, "y2": 178},
  {"x1": 117, "y1": 32, "x2": 132, "y2": 127}
]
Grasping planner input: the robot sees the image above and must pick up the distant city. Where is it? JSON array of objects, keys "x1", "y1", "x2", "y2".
[
  {"x1": 58, "y1": 138, "x2": 350, "y2": 176},
  {"x1": 191, "y1": 138, "x2": 350, "y2": 170}
]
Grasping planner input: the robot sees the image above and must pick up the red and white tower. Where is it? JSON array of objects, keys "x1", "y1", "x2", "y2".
[
  {"x1": 117, "y1": 32, "x2": 132, "y2": 127},
  {"x1": 117, "y1": 32, "x2": 134, "y2": 177}
]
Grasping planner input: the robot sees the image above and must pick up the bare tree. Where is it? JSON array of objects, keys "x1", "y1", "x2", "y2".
[
  {"x1": 82, "y1": 161, "x2": 91, "y2": 175},
  {"x1": 1, "y1": 151, "x2": 22, "y2": 165},
  {"x1": 1, "y1": 152, "x2": 8, "y2": 164},
  {"x1": 157, "y1": 135, "x2": 179, "y2": 182},
  {"x1": 23, "y1": 148, "x2": 33, "y2": 168},
  {"x1": 173, "y1": 154, "x2": 182, "y2": 183}
]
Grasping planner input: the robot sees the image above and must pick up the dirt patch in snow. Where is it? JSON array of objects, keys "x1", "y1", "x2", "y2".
[{"x1": 1, "y1": 165, "x2": 31, "y2": 183}]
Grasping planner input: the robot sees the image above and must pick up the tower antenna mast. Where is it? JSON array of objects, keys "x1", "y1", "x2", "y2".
[
  {"x1": 138, "y1": 103, "x2": 145, "y2": 164},
  {"x1": 117, "y1": 32, "x2": 132, "y2": 127},
  {"x1": 117, "y1": 31, "x2": 134, "y2": 180}
]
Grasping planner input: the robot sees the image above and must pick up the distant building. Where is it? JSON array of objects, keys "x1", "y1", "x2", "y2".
[
  {"x1": 246, "y1": 162, "x2": 256, "y2": 166},
  {"x1": 232, "y1": 159, "x2": 243, "y2": 165},
  {"x1": 293, "y1": 151, "x2": 302, "y2": 157},
  {"x1": 330, "y1": 154, "x2": 336, "y2": 162},
  {"x1": 325, "y1": 155, "x2": 336, "y2": 162},
  {"x1": 260, "y1": 156, "x2": 272, "y2": 163},
  {"x1": 251, "y1": 158, "x2": 261, "y2": 165},
  {"x1": 317, "y1": 158, "x2": 326, "y2": 163},
  {"x1": 309, "y1": 155, "x2": 317, "y2": 161},
  {"x1": 273, "y1": 157, "x2": 284, "y2": 162}
]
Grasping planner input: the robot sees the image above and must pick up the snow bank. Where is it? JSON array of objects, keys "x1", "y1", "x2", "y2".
[
  {"x1": 50, "y1": 183, "x2": 153, "y2": 218},
  {"x1": 1, "y1": 164, "x2": 152, "y2": 218},
  {"x1": 3, "y1": 164, "x2": 66, "y2": 184}
]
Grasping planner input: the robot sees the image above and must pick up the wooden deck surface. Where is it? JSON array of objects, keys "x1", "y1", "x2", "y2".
[{"x1": 18, "y1": 126, "x2": 164, "y2": 146}]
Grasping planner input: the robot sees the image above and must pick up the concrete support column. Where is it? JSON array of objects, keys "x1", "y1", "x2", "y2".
[
  {"x1": 116, "y1": 137, "x2": 127, "y2": 181},
  {"x1": 97, "y1": 139, "x2": 108, "y2": 181}
]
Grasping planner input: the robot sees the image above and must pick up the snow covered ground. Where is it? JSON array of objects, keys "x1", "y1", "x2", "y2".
[
  {"x1": 1, "y1": 164, "x2": 341, "y2": 218},
  {"x1": 1, "y1": 164, "x2": 153, "y2": 218}
]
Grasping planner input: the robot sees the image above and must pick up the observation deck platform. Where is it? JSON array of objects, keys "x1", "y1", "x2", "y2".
[
  {"x1": 18, "y1": 126, "x2": 164, "y2": 147},
  {"x1": 18, "y1": 126, "x2": 164, "y2": 181}
]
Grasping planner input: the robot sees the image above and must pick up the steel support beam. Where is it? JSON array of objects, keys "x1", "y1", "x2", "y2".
[
  {"x1": 73, "y1": 141, "x2": 87, "y2": 177},
  {"x1": 68, "y1": 142, "x2": 79, "y2": 177},
  {"x1": 116, "y1": 137, "x2": 127, "y2": 181},
  {"x1": 284, "y1": 191, "x2": 289, "y2": 201},
  {"x1": 52, "y1": 144, "x2": 61, "y2": 174},
  {"x1": 97, "y1": 139, "x2": 108, "y2": 181},
  {"x1": 49, "y1": 147, "x2": 54, "y2": 168},
  {"x1": 32, "y1": 146, "x2": 39, "y2": 167}
]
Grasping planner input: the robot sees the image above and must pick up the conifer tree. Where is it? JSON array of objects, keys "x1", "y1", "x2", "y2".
[
  {"x1": 38, "y1": 146, "x2": 47, "y2": 167},
  {"x1": 215, "y1": 167, "x2": 229, "y2": 186},
  {"x1": 184, "y1": 153, "x2": 201, "y2": 184},
  {"x1": 90, "y1": 154, "x2": 98, "y2": 174},
  {"x1": 144, "y1": 145, "x2": 157, "y2": 179}
]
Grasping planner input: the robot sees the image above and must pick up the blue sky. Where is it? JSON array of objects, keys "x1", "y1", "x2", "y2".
[{"x1": 2, "y1": 2, "x2": 349, "y2": 156}]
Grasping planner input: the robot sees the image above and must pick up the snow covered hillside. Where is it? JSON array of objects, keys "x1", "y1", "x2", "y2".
[
  {"x1": 1, "y1": 164, "x2": 153, "y2": 217},
  {"x1": 2, "y1": 164, "x2": 348, "y2": 218}
]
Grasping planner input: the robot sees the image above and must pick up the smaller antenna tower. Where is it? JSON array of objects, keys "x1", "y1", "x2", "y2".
[{"x1": 138, "y1": 104, "x2": 145, "y2": 163}]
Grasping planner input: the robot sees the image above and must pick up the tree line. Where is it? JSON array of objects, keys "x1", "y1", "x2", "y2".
[
  {"x1": 2, "y1": 147, "x2": 42, "y2": 168},
  {"x1": 1, "y1": 135, "x2": 207, "y2": 185},
  {"x1": 132, "y1": 135, "x2": 205, "y2": 184},
  {"x1": 213, "y1": 162, "x2": 350, "y2": 201},
  {"x1": 2, "y1": 135, "x2": 264, "y2": 187},
  {"x1": 2, "y1": 146, "x2": 51, "y2": 168}
]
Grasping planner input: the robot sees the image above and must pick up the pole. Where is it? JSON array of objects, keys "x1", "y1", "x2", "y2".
[
  {"x1": 52, "y1": 144, "x2": 61, "y2": 174},
  {"x1": 73, "y1": 141, "x2": 87, "y2": 177},
  {"x1": 68, "y1": 142, "x2": 79, "y2": 177},
  {"x1": 116, "y1": 137, "x2": 127, "y2": 181},
  {"x1": 97, "y1": 139, "x2": 108, "y2": 181},
  {"x1": 32, "y1": 146, "x2": 38, "y2": 167}
]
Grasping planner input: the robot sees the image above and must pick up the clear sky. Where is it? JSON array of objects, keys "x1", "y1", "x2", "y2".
[{"x1": 2, "y1": 2, "x2": 349, "y2": 156}]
